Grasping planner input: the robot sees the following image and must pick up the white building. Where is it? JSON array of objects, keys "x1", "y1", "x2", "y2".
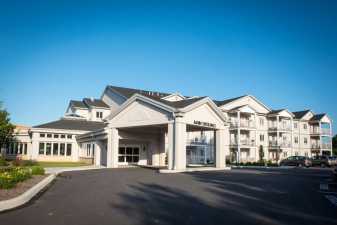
[{"x1": 1, "y1": 85, "x2": 333, "y2": 170}]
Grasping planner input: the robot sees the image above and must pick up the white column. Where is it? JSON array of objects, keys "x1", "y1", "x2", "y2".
[
  {"x1": 215, "y1": 127, "x2": 226, "y2": 168},
  {"x1": 167, "y1": 122, "x2": 174, "y2": 170},
  {"x1": 95, "y1": 141, "x2": 101, "y2": 166},
  {"x1": 237, "y1": 111, "x2": 241, "y2": 163},
  {"x1": 107, "y1": 128, "x2": 119, "y2": 168},
  {"x1": 31, "y1": 132, "x2": 39, "y2": 160},
  {"x1": 174, "y1": 117, "x2": 186, "y2": 170}
]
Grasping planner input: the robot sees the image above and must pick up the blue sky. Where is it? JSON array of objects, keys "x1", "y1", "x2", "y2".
[{"x1": 1, "y1": 0, "x2": 336, "y2": 134}]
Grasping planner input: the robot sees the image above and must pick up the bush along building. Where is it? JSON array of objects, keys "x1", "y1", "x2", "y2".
[{"x1": 1, "y1": 85, "x2": 333, "y2": 171}]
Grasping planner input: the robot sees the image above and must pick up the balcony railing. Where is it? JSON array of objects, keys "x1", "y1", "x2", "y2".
[
  {"x1": 310, "y1": 128, "x2": 331, "y2": 135},
  {"x1": 321, "y1": 128, "x2": 331, "y2": 135},
  {"x1": 321, "y1": 143, "x2": 332, "y2": 149},
  {"x1": 268, "y1": 125, "x2": 292, "y2": 131},
  {"x1": 229, "y1": 120, "x2": 256, "y2": 129},
  {"x1": 311, "y1": 143, "x2": 320, "y2": 149},
  {"x1": 230, "y1": 139, "x2": 255, "y2": 146},
  {"x1": 269, "y1": 141, "x2": 291, "y2": 148}
]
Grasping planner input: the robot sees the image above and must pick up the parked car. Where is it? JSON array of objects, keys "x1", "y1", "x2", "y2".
[
  {"x1": 279, "y1": 156, "x2": 312, "y2": 167},
  {"x1": 311, "y1": 155, "x2": 336, "y2": 167},
  {"x1": 333, "y1": 167, "x2": 337, "y2": 180}
]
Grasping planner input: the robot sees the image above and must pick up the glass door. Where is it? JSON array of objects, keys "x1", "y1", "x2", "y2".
[{"x1": 118, "y1": 146, "x2": 140, "y2": 165}]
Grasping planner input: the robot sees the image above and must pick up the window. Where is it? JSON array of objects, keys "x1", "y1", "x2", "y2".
[
  {"x1": 118, "y1": 146, "x2": 140, "y2": 163},
  {"x1": 47, "y1": 133, "x2": 52, "y2": 138},
  {"x1": 54, "y1": 134, "x2": 59, "y2": 138},
  {"x1": 60, "y1": 143, "x2": 65, "y2": 156},
  {"x1": 96, "y1": 111, "x2": 103, "y2": 119},
  {"x1": 67, "y1": 134, "x2": 72, "y2": 139},
  {"x1": 92, "y1": 144, "x2": 95, "y2": 157},
  {"x1": 66, "y1": 144, "x2": 72, "y2": 156},
  {"x1": 259, "y1": 118, "x2": 264, "y2": 126},
  {"x1": 10, "y1": 142, "x2": 14, "y2": 154},
  {"x1": 305, "y1": 152, "x2": 309, "y2": 157},
  {"x1": 86, "y1": 144, "x2": 91, "y2": 156},
  {"x1": 40, "y1": 133, "x2": 45, "y2": 138},
  {"x1": 294, "y1": 137, "x2": 299, "y2": 144},
  {"x1": 61, "y1": 134, "x2": 66, "y2": 139},
  {"x1": 18, "y1": 143, "x2": 23, "y2": 154},
  {"x1": 24, "y1": 143, "x2": 27, "y2": 155},
  {"x1": 53, "y1": 143, "x2": 59, "y2": 155},
  {"x1": 260, "y1": 134, "x2": 264, "y2": 142},
  {"x1": 14, "y1": 143, "x2": 18, "y2": 154},
  {"x1": 39, "y1": 143, "x2": 45, "y2": 155},
  {"x1": 303, "y1": 124, "x2": 307, "y2": 130},
  {"x1": 295, "y1": 152, "x2": 299, "y2": 156},
  {"x1": 283, "y1": 152, "x2": 287, "y2": 157},
  {"x1": 294, "y1": 123, "x2": 298, "y2": 129},
  {"x1": 46, "y1": 143, "x2": 51, "y2": 155},
  {"x1": 304, "y1": 138, "x2": 308, "y2": 144}
]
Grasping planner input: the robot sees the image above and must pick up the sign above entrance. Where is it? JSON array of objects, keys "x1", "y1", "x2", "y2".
[{"x1": 193, "y1": 120, "x2": 216, "y2": 128}]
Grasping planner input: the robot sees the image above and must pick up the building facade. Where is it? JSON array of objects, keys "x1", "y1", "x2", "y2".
[{"x1": 1, "y1": 85, "x2": 333, "y2": 170}]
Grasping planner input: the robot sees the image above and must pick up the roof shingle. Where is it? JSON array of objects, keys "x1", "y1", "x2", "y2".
[{"x1": 33, "y1": 119, "x2": 107, "y2": 131}]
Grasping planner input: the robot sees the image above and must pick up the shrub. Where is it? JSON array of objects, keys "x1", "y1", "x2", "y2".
[
  {"x1": 0, "y1": 157, "x2": 8, "y2": 167},
  {"x1": 11, "y1": 167, "x2": 31, "y2": 182},
  {"x1": 0, "y1": 172, "x2": 16, "y2": 189},
  {"x1": 12, "y1": 158, "x2": 38, "y2": 167},
  {"x1": 0, "y1": 167, "x2": 32, "y2": 189},
  {"x1": 31, "y1": 166, "x2": 45, "y2": 175}
]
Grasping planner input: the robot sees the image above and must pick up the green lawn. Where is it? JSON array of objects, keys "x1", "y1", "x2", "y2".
[{"x1": 37, "y1": 161, "x2": 92, "y2": 168}]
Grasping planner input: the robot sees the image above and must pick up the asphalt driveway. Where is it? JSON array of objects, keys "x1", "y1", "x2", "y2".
[{"x1": 0, "y1": 167, "x2": 336, "y2": 225}]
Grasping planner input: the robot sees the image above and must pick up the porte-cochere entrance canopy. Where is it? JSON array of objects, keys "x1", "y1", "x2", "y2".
[{"x1": 77, "y1": 93, "x2": 229, "y2": 171}]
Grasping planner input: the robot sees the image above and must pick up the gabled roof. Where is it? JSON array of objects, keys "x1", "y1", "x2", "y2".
[
  {"x1": 292, "y1": 110, "x2": 312, "y2": 119},
  {"x1": 83, "y1": 98, "x2": 109, "y2": 108},
  {"x1": 310, "y1": 114, "x2": 326, "y2": 121},
  {"x1": 213, "y1": 95, "x2": 248, "y2": 107},
  {"x1": 70, "y1": 100, "x2": 87, "y2": 109},
  {"x1": 33, "y1": 119, "x2": 107, "y2": 131},
  {"x1": 268, "y1": 109, "x2": 285, "y2": 114},
  {"x1": 268, "y1": 109, "x2": 295, "y2": 117},
  {"x1": 108, "y1": 85, "x2": 170, "y2": 99}
]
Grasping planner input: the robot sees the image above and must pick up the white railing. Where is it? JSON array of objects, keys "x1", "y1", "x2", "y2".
[
  {"x1": 269, "y1": 141, "x2": 291, "y2": 148},
  {"x1": 230, "y1": 139, "x2": 255, "y2": 146},
  {"x1": 321, "y1": 128, "x2": 331, "y2": 135},
  {"x1": 229, "y1": 119, "x2": 255, "y2": 128},
  {"x1": 311, "y1": 143, "x2": 320, "y2": 149},
  {"x1": 321, "y1": 143, "x2": 332, "y2": 149}
]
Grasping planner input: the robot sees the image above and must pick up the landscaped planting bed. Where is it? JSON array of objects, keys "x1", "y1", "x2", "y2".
[{"x1": 0, "y1": 158, "x2": 47, "y2": 200}]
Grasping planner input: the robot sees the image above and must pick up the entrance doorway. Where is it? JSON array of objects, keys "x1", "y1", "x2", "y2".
[{"x1": 118, "y1": 145, "x2": 140, "y2": 165}]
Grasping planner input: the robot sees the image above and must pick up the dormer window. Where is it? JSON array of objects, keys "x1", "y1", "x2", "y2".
[{"x1": 96, "y1": 111, "x2": 103, "y2": 119}]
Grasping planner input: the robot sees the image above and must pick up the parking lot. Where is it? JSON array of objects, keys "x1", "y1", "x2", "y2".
[{"x1": 0, "y1": 167, "x2": 336, "y2": 225}]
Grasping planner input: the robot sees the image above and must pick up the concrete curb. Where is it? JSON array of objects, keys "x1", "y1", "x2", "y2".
[{"x1": 0, "y1": 174, "x2": 56, "y2": 212}]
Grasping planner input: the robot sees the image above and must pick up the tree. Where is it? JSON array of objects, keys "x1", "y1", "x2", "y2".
[
  {"x1": 259, "y1": 145, "x2": 264, "y2": 162},
  {"x1": 333, "y1": 135, "x2": 337, "y2": 156},
  {"x1": 0, "y1": 102, "x2": 15, "y2": 151}
]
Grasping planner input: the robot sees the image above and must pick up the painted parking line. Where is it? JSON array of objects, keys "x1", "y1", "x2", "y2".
[{"x1": 325, "y1": 195, "x2": 337, "y2": 206}]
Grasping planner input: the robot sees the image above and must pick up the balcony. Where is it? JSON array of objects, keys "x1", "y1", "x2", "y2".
[
  {"x1": 269, "y1": 141, "x2": 291, "y2": 148},
  {"x1": 311, "y1": 143, "x2": 332, "y2": 150},
  {"x1": 230, "y1": 119, "x2": 256, "y2": 129},
  {"x1": 311, "y1": 143, "x2": 321, "y2": 150},
  {"x1": 310, "y1": 128, "x2": 331, "y2": 136},
  {"x1": 230, "y1": 139, "x2": 255, "y2": 147},
  {"x1": 322, "y1": 143, "x2": 332, "y2": 149},
  {"x1": 268, "y1": 124, "x2": 292, "y2": 132}
]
